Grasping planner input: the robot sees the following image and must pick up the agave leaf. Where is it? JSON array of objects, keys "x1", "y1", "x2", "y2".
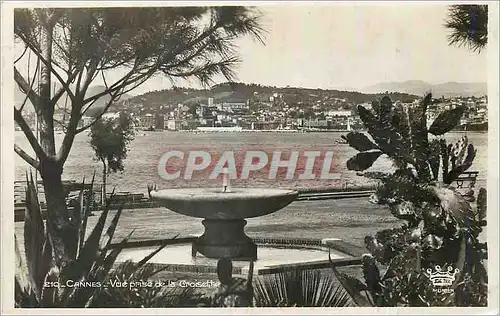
[
  {"x1": 78, "y1": 172, "x2": 96, "y2": 256},
  {"x1": 428, "y1": 106, "x2": 466, "y2": 135},
  {"x1": 72, "y1": 176, "x2": 85, "y2": 253},
  {"x1": 346, "y1": 151, "x2": 383, "y2": 171},
  {"x1": 70, "y1": 176, "x2": 85, "y2": 259},
  {"x1": 329, "y1": 250, "x2": 372, "y2": 306},
  {"x1": 15, "y1": 273, "x2": 38, "y2": 307},
  {"x1": 89, "y1": 229, "x2": 136, "y2": 285},
  {"x1": 341, "y1": 132, "x2": 379, "y2": 152},
  {"x1": 40, "y1": 225, "x2": 54, "y2": 290},
  {"x1": 99, "y1": 205, "x2": 125, "y2": 252},
  {"x1": 15, "y1": 234, "x2": 29, "y2": 292},
  {"x1": 64, "y1": 192, "x2": 114, "y2": 284},
  {"x1": 136, "y1": 238, "x2": 174, "y2": 269},
  {"x1": 23, "y1": 172, "x2": 46, "y2": 299},
  {"x1": 40, "y1": 266, "x2": 60, "y2": 307},
  {"x1": 76, "y1": 189, "x2": 86, "y2": 256},
  {"x1": 63, "y1": 229, "x2": 137, "y2": 310}
]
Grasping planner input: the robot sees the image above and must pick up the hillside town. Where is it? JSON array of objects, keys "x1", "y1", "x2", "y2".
[{"x1": 18, "y1": 86, "x2": 488, "y2": 133}]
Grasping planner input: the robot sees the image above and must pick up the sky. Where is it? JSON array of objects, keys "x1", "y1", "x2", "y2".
[
  {"x1": 14, "y1": 3, "x2": 489, "y2": 96},
  {"x1": 130, "y1": 3, "x2": 488, "y2": 95}
]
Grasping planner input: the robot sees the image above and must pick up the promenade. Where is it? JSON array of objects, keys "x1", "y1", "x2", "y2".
[{"x1": 14, "y1": 197, "x2": 400, "y2": 251}]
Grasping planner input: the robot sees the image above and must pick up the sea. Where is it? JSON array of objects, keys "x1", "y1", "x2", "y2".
[{"x1": 14, "y1": 131, "x2": 488, "y2": 195}]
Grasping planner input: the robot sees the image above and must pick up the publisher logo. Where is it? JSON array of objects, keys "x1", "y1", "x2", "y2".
[{"x1": 427, "y1": 265, "x2": 459, "y2": 294}]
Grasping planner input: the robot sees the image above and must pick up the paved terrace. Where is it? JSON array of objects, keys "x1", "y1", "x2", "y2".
[{"x1": 15, "y1": 197, "x2": 401, "y2": 251}]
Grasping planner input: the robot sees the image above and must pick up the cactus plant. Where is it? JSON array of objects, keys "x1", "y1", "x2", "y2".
[{"x1": 334, "y1": 94, "x2": 488, "y2": 307}]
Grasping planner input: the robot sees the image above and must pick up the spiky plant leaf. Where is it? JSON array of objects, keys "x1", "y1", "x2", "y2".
[
  {"x1": 456, "y1": 136, "x2": 468, "y2": 163},
  {"x1": 428, "y1": 139, "x2": 441, "y2": 180},
  {"x1": 40, "y1": 266, "x2": 60, "y2": 307},
  {"x1": 15, "y1": 234, "x2": 29, "y2": 292},
  {"x1": 357, "y1": 106, "x2": 401, "y2": 158},
  {"x1": 23, "y1": 172, "x2": 46, "y2": 299},
  {"x1": 346, "y1": 151, "x2": 383, "y2": 171},
  {"x1": 253, "y1": 269, "x2": 351, "y2": 307},
  {"x1": 77, "y1": 172, "x2": 96, "y2": 256},
  {"x1": 444, "y1": 144, "x2": 476, "y2": 184},
  {"x1": 341, "y1": 132, "x2": 379, "y2": 152},
  {"x1": 408, "y1": 104, "x2": 431, "y2": 182},
  {"x1": 428, "y1": 106, "x2": 466, "y2": 135},
  {"x1": 329, "y1": 251, "x2": 372, "y2": 306},
  {"x1": 136, "y1": 239, "x2": 172, "y2": 269},
  {"x1": 99, "y1": 206, "x2": 124, "y2": 252},
  {"x1": 440, "y1": 139, "x2": 451, "y2": 179},
  {"x1": 391, "y1": 103, "x2": 413, "y2": 162}
]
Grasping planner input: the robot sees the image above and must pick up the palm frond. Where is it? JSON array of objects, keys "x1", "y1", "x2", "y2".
[{"x1": 254, "y1": 268, "x2": 353, "y2": 307}]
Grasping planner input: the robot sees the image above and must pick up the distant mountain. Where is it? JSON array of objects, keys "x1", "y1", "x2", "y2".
[
  {"x1": 14, "y1": 85, "x2": 133, "y2": 116},
  {"x1": 362, "y1": 80, "x2": 487, "y2": 98}
]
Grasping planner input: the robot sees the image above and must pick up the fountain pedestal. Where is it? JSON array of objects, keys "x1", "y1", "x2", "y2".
[
  {"x1": 150, "y1": 188, "x2": 298, "y2": 261},
  {"x1": 193, "y1": 219, "x2": 257, "y2": 260}
]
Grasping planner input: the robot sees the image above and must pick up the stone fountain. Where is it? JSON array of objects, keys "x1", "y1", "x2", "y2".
[{"x1": 149, "y1": 168, "x2": 298, "y2": 260}]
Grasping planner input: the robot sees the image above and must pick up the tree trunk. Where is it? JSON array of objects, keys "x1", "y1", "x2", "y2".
[
  {"x1": 40, "y1": 159, "x2": 77, "y2": 264},
  {"x1": 102, "y1": 160, "x2": 107, "y2": 205},
  {"x1": 37, "y1": 15, "x2": 77, "y2": 266}
]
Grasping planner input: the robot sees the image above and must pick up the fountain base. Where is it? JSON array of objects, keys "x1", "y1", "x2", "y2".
[{"x1": 192, "y1": 219, "x2": 257, "y2": 260}]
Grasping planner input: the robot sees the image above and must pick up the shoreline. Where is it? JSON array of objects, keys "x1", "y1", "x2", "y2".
[{"x1": 133, "y1": 129, "x2": 489, "y2": 134}]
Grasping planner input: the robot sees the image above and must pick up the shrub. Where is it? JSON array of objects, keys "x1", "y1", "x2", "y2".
[{"x1": 333, "y1": 94, "x2": 487, "y2": 307}]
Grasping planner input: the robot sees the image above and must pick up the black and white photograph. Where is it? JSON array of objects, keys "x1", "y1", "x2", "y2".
[{"x1": 1, "y1": 1, "x2": 499, "y2": 314}]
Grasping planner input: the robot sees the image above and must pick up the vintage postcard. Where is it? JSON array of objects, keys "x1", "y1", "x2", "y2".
[{"x1": 1, "y1": 1, "x2": 499, "y2": 315}]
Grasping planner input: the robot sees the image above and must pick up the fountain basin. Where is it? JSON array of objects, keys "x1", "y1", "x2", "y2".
[
  {"x1": 114, "y1": 237, "x2": 362, "y2": 276},
  {"x1": 150, "y1": 188, "x2": 299, "y2": 260},
  {"x1": 150, "y1": 188, "x2": 298, "y2": 219}
]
